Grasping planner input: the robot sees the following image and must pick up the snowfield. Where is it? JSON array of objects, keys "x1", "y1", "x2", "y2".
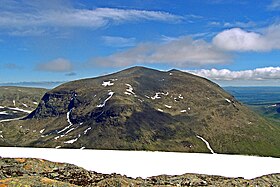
[{"x1": 0, "y1": 147, "x2": 280, "y2": 179}]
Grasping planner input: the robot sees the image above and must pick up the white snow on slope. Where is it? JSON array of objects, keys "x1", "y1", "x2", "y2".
[
  {"x1": 102, "y1": 81, "x2": 114, "y2": 87},
  {"x1": 178, "y1": 94, "x2": 184, "y2": 99},
  {"x1": 151, "y1": 92, "x2": 168, "y2": 100},
  {"x1": 13, "y1": 100, "x2": 15, "y2": 106},
  {"x1": 0, "y1": 111, "x2": 9, "y2": 115},
  {"x1": 40, "y1": 129, "x2": 45, "y2": 134},
  {"x1": 0, "y1": 147, "x2": 280, "y2": 179},
  {"x1": 196, "y1": 135, "x2": 215, "y2": 154},
  {"x1": 58, "y1": 109, "x2": 74, "y2": 134},
  {"x1": 84, "y1": 127, "x2": 91, "y2": 135},
  {"x1": 64, "y1": 134, "x2": 81, "y2": 144},
  {"x1": 164, "y1": 105, "x2": 172, "y2": 108},
  {"x1": 151, "y1": 93, "x2": 161, "y2": 99},
  {"x1": 22, "y1": 103, "x2": 28, "y2": 107},
  {"x1": 7, "y1": 107, "x2": 32, "y2": 113},
  {"x1": 124, "y1": 84, "x2": 135, "y2": 95},
  {"x1": 97, "y1": 92, "x2": 114, "y2": 108},
  {"x1": 225, "y1": 98, "x2": 231, "y2": 103}
]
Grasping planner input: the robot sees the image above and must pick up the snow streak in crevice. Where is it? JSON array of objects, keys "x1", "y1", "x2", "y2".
[
  {"x1": 57, "y1": 93, "x2": 76, "y2": 136},
  {"x1": 97, "y1": 91, "x2": 114, "y2": 108},
  {"x1": 196, "y1": 135, "x2": 215, "y2": 154}
]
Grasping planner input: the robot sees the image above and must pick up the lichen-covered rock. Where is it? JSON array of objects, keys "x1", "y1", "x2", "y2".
[{"x1": 0, "y1": 157, "x2": 279, "y2": 186}]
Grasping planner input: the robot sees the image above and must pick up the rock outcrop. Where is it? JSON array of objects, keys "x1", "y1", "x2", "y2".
[{"x1": 0, "y1": 157, "x2": 279, "y2": 186}]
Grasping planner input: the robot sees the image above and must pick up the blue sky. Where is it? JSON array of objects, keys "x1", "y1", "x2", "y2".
[{"x1": 0, "y1": 0, "x2": 280, "y2": 86}]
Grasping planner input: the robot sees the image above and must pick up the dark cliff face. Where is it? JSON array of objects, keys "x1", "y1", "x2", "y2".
[
  {"x1": 27, "y1": 91, "x2": 81, "y2": 119},
  {"x1": 2, "y1": 66, "x2": 280, "y2": 157}
]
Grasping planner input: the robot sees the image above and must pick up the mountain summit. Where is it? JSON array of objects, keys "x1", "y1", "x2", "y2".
[{"x1": 2, "y1": 67, "x2": 280, "y2": 156}]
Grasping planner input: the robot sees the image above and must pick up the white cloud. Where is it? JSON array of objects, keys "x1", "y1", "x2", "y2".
[
  {"x1": 268, "y1": 0, "x2": 280, "y2": 10},
  {"x1": 92, "y1": 37, "x2": 230, "y2": 67},
  {"x1": 213, "y1": 28, "x2": 267, "y2": 51},
  {"x1": 102, "y1": 36, "x2": 136, "y2": 47},
  {"x1": 0, "y1": 1, "x2": 182, "y2": 35},
  {"x1": 36, "y1": 58, "x2": 73, "y2": 72},
  {"x1": 213, "y1": 25, "x2": 280, "y2": 51},
  {"x1": 209, "y1": 21, "x2": 256, "y2": 28},
  {"x1": 223, "y1": 21, "x2": 256, "y2": 28},
  {"x1": 188, "y1": 67, "x2": 280, "y2": 81}
]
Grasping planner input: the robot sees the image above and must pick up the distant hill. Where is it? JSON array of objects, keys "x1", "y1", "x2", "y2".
[
  {"x1": 1, "y1": 67, "x2": 280, "y2": 157},
  {"x1": 0, "y1": 86, "x2": 47, "y2": 121},
  {"x1": 225, "y1": 87, "x2": 280, "y2": 122}
]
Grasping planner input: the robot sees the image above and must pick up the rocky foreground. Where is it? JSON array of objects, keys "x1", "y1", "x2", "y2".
[{"x1": 0, "y1": 157, "x2": 279, "y2": 186}]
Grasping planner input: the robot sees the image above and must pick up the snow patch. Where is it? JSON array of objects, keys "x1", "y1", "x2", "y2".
[
  {"x1": 97, "y1": 92, "x2": 114, "y2": 108},
  {"x1": 58, "y1": 109, "x2": 73, "y2": 134},
  {"x1": 180, "y1": 110, "x2": 187, "y2": 113},
  {"x1": 151, "y1": 93, "x2": 161, "y2": 100},
  {"x1": 124, "y1": 84, "x2": 135, "y2": 96},
  {"x1": 40, "y1": 129, "x2": 45, "y2": 134},
  {"x1": 151, "y1": 92, "x2": 169, "y2": 100},
  {"x1": 157, "y1": 108, "x2": 163, "y2": 112},
  {"x1": 164, "y1": 105, "x2": 172, "y2": 108},
  {"x1": 65, "y1": 127, "x2": 75, "y2": 135},
  {"x1": 64, "y1": 134, "x2": 81, "y2": 144},
  {"x1": 22, "y1": 103, "x2": 28, "y2": 107},
  {"x1": 7, "y1": 107, "x2": 32, "y2": 113},
  {"x1": 196, "y1": 135, "x2": 215, "y2": 154},
  {"x1": 13, "y1": 100, "x2": 15, "y2": 106},
  {"x1": 64, "y1": 138, "x2": 78, "y2": 144},
  {"x1": 33, "y1": 102, "x2": 38, "y2": 105},
  {"x1": 138, "y1": 99, "x2": 144, "y2": 102},
  {"x1": 0, "y1": 111, "x2": 9, "y2": 115},
  {"x1": 0, "y1": 147, "x2": 280, "y2": 179},
  {"x1": 84, "y1": 127, "x2": 91, "y2": 135},
  {"x1": 102, "y1": 81, "x2": 114, "y2": 87},
  {"x1": 225, "y1": 99, "x2": 231, "y2": 103}
]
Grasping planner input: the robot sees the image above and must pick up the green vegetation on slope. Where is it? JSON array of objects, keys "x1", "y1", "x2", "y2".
[{"x1": 0, "y1": 67, "x2": 280, "y2": 157}]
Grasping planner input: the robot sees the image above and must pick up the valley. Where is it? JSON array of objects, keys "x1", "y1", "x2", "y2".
[{"x1": 225, "y1": 87, "x2": 280, "y2": 123}]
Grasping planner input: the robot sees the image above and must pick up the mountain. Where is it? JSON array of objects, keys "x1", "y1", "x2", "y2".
[
  {"x1": 1, "y1": 67, "x2": 280, "y2": 156},
  {"x1": 1, "y1": 157, "x2": 279, "y2": 186},
  {"x1": 0, "y1": 86, "x2": 47, "y2": 122}
]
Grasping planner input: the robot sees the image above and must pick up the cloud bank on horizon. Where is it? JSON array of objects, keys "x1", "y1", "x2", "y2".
[
  {"x1": 189, "y1": 67, "x2": 280, "y2": 80},
  {"x1": 0, "y1": 0, "x2": 280, "y2": 86}
]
